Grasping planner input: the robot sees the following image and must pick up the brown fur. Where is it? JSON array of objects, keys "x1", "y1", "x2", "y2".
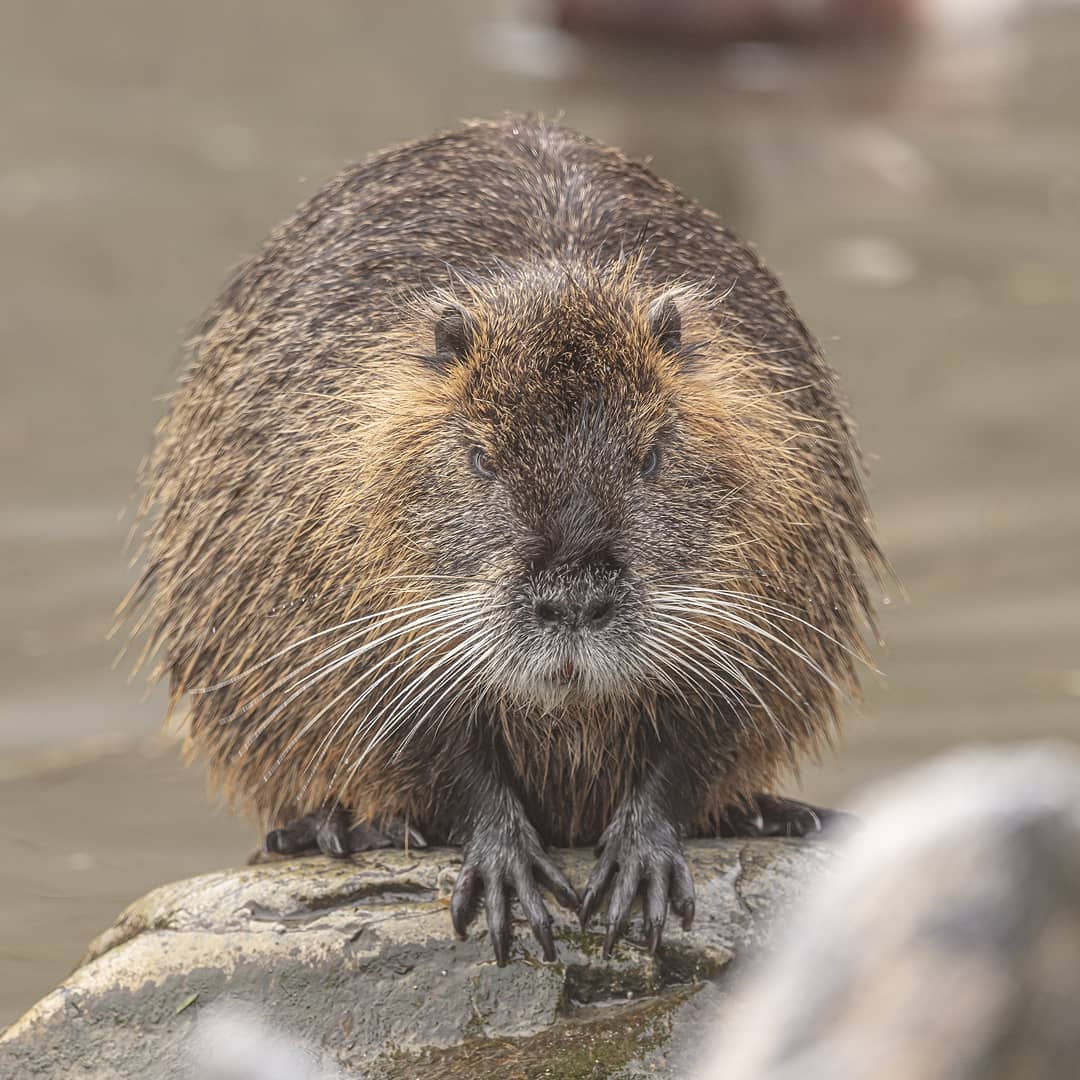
[{"x1": 122, "y1": 116, "x2": 883, "y2": 848}]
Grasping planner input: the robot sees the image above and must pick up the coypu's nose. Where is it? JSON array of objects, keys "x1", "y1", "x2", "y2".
[{"x1": 534, "y1": 596, "x2": 615, "y2": 631}]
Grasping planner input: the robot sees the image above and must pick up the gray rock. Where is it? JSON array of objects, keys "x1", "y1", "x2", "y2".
[{"x1": 0, "y1": 839, "x2": 833, "y2": 1079}]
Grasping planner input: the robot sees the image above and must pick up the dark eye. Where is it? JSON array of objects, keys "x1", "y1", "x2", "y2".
[
  {"x1": 470, "y1": 446, "x2": 496, "y2": 480},
  {"x1": 641, "y1": 445, "x2": 662, "y2": 478}
]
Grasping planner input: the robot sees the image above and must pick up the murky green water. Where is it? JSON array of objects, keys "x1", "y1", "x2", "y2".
[{"x1": 2, "y1": 0, "x2": 1078, "y2": 1026}]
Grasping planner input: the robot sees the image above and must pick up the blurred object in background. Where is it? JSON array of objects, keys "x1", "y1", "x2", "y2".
[
  {"x1": 504, "y1": 0, "x2": 1055, "y2": 239},
  {"x1": 190, "y1": 1002, "x2": 341, "y2": 1080},
  {"x1": 553, "y1": 0, "x2": 1038, "y2": 48},
  {"x1": 699, "y1": 744, "x2": 1080, "y2": 1079}
]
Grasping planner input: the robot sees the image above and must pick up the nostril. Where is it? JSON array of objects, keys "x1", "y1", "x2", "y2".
[
  {"x1": 534, "y1": 597, "x2": 615, "y2": 630},
  {"x1": 584, "y1": 599, "x2": 614, "y2": 629},
  {"x1": 534, "y1": 600, "x2": 567, "y2": 627}
]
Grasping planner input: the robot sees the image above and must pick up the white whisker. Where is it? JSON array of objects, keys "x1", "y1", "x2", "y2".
[
  {"x1": 658, "y1": 584, "x2": 876, "y2": 671},
  {"x1": 327, "y1": 629, "x2": 495, "y2": 800},
  {"x1": 261, "y1": 610, "x2": 485, "y2": 782},
  {"x1": 651, "y1": 619, "x2": 759, "y2": 726},
  {"x1": 239, "y1": 599, "x2": 486, "y2": 758},
  {"x1": 654, "y1": 595, "x2": 846, "y2": 700},
  {"x1": 654, "y1": 614, "x2": 811, "y2": 745},
  {"x1": 194, "y1": 590, "x2": 486, "y2": 695}
]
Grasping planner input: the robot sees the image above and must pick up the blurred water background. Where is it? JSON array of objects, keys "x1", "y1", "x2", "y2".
[{"x1": 2, "y1": 0, "x2": 1078, "y2": 1026}]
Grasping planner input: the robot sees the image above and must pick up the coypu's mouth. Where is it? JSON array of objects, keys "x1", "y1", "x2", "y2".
[
  {"x1": 535, "y1": 659, "x2": 577, "y2": 694},
  {"x1": 537, "y1": 660, "x2": 576, "y2": 690}
]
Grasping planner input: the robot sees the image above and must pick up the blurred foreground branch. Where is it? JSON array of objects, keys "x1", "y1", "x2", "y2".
[{"x1": 701, "y1": 744, "x2": 1080, "y2": 1079}]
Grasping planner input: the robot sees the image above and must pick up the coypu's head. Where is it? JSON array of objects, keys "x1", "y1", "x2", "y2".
[{"x1": 361, "y1": 258, "x2": 825, "y2": 715}]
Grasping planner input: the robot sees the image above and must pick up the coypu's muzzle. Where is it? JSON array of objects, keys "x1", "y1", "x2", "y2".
[{"x1": 510, "y1": 559, "x2": 640, "y2": 701}]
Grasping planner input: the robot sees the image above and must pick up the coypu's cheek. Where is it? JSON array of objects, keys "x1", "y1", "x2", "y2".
[
  {"x1": 416, "y1": 502, "x2": 516, "y2": 580},
  {"x1": 361, "y1": 439, "x2": 517, "y2": 581},
  {"x1": 628, "y1": 459, "x2": 737, "y2": 579}
]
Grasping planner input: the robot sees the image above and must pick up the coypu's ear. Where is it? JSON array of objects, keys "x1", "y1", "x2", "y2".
[
  {"x1": 648, "y1": 296, "x2": 682, "y2": 354},
  {"x1": 431, "y1": 305, "x2": 476, "y2": 368}
]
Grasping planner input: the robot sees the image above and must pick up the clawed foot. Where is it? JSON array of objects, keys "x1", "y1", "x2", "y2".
[
  {"x1": 579, "y1": 807, "x2": 695, "y2": 959},
  {"x1": 450, "y1": 819, "x2": 579, "y2": 965},
  {"x1": 264, "y1": 805, "x2": 427, "y2": 858},
  {"x1": 716, "y1": 793, "x2": 856, "y2": 838}
]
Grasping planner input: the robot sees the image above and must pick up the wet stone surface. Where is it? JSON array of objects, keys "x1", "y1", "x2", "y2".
[{"x1": 0, "y1": 838, "x2": 833, "y2": 1078}]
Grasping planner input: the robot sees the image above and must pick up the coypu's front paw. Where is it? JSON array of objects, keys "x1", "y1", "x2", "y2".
[
  {"x1": 264, "y1": 805, "x2": 427, "y2": 858},
  {"x1": 579, "y1": 810, "x2": 695, "y2": 958},
  {"x1": 450, "y1": 821, "x2": 579, "y2": 965},
  {"x1": 717, "y1": 793, "x2": 858, "y2": 838}
]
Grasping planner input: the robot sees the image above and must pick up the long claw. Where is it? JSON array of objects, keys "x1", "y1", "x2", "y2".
[
  {"x1": 680, "y1": 899, "x2": 695, "y2": 931},
  {"x1": 514, "y1": 867, "x2": 558, "y2": 962},
  {"x1": 534, "y1": 854, "x2": 580, "y2": 913},
  {"x1": 579, "y1": 887, "x2": 600, "y2": 928},
  {"x1": 579, "y1": 889, "x2": 595, "y2": 928},
  {"x1": 580, "y1": 854, "x2": 618, "y2": 928},
  {"x1": 316, "y1": 812, "x2": 351, "y2": 858},
  {"x1": 379, "y1": 819, "x2": 429, "y2": 849},
  {"x1": 643, "y1": 874, "x2": 668, "y2": 954},
  {"x1": 265, "y1": 815, "x2": 317, "y2": 855},
  {"x1": 450, "y1": 865, "x2": 480, "y2": 938},
  {"x1": 603, "y1": 863, "x2": 639, "y2": 954},
  {"x1": 265, "y1": 807, "x2": 422, "y2": 858},
  {"x1": 452, "y1": 817, "x2": 567, "y2": 963},
  {"x1": 485, "y1": 880, "x2": 511, "y2": 966},
  {"x1": 671, "y1": 854, "x2": 695, "y2": 931},
  {"x1": 719, "y1": 794, "x2": 856, "y2": 839},
  {"x1": 346, "y1": 822, "x2": 393, "y2": 852},
  {"x1": 535, "y1": 914, "x2": 557, "y2": 962},
  {"x1": 404, "y1": 824, "x2": 429, "y2": 848},
  {"x1": 581, "y1": 802, "x2": 696, "y2": 955},
  {"x1": 602, "y1": 921, "x2": 620, "y2": 960},
  {"x1": 647, "y1": 924, "x2": 662, "y2": 955}
]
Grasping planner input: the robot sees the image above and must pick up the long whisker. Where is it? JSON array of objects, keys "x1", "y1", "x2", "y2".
[
  {"x1": 327, "y1": 629, "x2": 494, "y2": 799},
  {"x1": 295, "y1": 623, "x2": 480, "y2": 785},
  {"x1": 300, "y1": 604, "x2": 495, "y2": 771},
  {"x1": 261, "y1": 610, "x2": 486, "y2": 782},
  {"x1": 233, "y1": 594, "x2": 487, "y2": 719},
  {"x1": 656, "y1": 602, "x2": 809, "y2": 701},
  {"x1": 653, "y1": 611, "x2": 806, "y2": 730},
  {"x1": 192, "y1": 590, "x2": 487, "y2": 694},
  {"x1": 237, "y1": 599, "x2": 486, "y2": 757},
  {"x1": 653, "y1": 595, "x2": 847, "y2": 699},
  {"x1": 657, "y1": 584, "x2": 877, "y2": 671},
  {"x1": 362, "y1": 627, "x2": 494, "y2": 760},
  {"x1": 629, "y1": 635, "x2": 704, "y2": 714},
  {"x1": 649, "y1": 624, "x2": 759, "y2": 740},
  {"x1": 651, "y1": 618, "x2": 761, "y2": 726},
  {"x1": 388, "y1": 633, "x2": 497, "y2": 761},
  {"x1": 653, "y1": 611, "x2": 801, "y2": 745}
]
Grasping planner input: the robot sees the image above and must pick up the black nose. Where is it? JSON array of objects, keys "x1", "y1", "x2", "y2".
[{"x1": 534, "y1": 597, "x2": 614, "y2": 630}]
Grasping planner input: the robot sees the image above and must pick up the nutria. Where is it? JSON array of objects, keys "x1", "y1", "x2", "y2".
[{"x1": 122, "y1": 115, "x2": 882, "y2": 964}]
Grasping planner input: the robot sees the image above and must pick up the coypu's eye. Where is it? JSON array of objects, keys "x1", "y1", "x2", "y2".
[
  {"x1": 641, "y1": 445, "x2": 662, "y2": 479},
  {"x1": 470, "y1": 447, "x2": 497, "y2": 480}
]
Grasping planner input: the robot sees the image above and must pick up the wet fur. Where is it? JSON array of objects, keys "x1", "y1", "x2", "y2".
[{"x1": 122, "y1": 116, "x2": 883, "y2": 848}]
